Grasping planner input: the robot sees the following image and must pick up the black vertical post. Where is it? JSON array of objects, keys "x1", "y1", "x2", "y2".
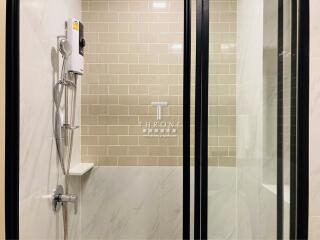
[
  {"x1": 183, "y1": 0, "x2": 191, "y2": 237},
  {"x1": 296, "y1": 0, "x2": 309, "y2": 238},
  {"x1": 5, "y1": 0, "x2": 20, "y2": 239},
  {"x1": 194, "y1": 0, "x2": 203, "y2": 237},
  {"x1": 200, "y1": 0, "x2": 209, "y2": 238},
  {"x1": 277, "y1": 0, "x2": 284, "y2": 239},
  {"x1": 194, "y1": 0, "x2": 209, "y2": 238},
  {"x1": 289, "y1": 0, "x2": 298, "y2": 238}
]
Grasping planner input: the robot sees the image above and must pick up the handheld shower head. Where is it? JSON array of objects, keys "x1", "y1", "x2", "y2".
[{"x1": 59, "y1": 39, "x2": 71, "y2": 58}]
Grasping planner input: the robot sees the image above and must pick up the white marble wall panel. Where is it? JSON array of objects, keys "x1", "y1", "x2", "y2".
[
  {"x1": 207, "y1": 167, "x2": 237, "y2": 239},
  {"x1": 309, "y1": 217, "x2": 320, "y2": 240},
  {"x1": 81, "y1": 167, "x2": 182, "y2": 240},
  {"x1": 19, "y1": 0, "x2": 81, "y2": 239},
  {"x1": 81, "y1": 166, "x2": 236, "y2": 240},
  {"x1": 259, "y1": 185, "x2": 277, "y2": 240},
  {"x1": 237, "y1": 169, "x2": 261, "y2": 239},
  {"x1": 309, "y1": 0, "x2": 320, "y2": 238}
]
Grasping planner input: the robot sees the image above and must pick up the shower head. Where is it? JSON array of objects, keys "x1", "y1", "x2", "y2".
[{"x1": 59, "y1": 39, "x2": 71, "y2": 58}]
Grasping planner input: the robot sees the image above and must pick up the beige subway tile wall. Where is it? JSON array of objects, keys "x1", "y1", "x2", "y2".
[
  {"x1": 208, "y1": 0, "x2": 237, "y2": 166},
  {"x1": 81, "y1": 0, "x2": 237, "y2": 166}
]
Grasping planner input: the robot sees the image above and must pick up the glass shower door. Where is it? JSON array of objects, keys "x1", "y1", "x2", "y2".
[
  {"x1": 204, "y1": 0, "x2": 297, "y2": 239},
  {"x1": 80, "y1": 1, "x2": 186, "y2": 239}
]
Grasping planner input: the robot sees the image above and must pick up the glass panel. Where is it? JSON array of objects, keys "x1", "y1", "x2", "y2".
[
  {"x1": 19, "y1": 0, "x2": 185, "y2": 239},
  {"x1": 207, "y1": 1, "x2": 237, "y2": 239},
  {"x1": 283, "y1": 0, "x2": 293, "y2": 238},
  {"x1": 80, "y1": 0, "x2": 185, "y2": 238},
  {"x1": 207, "y1": 0, "x2": 294, "y2": 239}
]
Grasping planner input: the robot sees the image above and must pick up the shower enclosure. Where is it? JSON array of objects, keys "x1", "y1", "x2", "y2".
[{"x1": 5, "y1": 0, "x2": 309, "y2": 239}]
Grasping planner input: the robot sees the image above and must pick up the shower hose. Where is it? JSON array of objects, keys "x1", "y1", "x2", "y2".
[{"x1": 53, "y1": 53, "x2": 78, "y2": 240}]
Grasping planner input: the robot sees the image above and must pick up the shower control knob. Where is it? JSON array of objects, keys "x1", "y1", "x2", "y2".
[{"x1": 52, "y1": 185, "x2": 78, "y2": 214}]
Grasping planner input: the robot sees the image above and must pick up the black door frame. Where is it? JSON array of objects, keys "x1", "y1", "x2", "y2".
[
  {"x1": 5, "y1": 0, "x2": 20, "y2": 239},
  {"x1": 194, "y1": 0, "x2": 209, "y2": 239},
  {"x1": 295, "y1": 0, "x2": 309, "y2": 238},
  {"x1": 182, "y1": 0, "x2": 191, "y2": 238},
  {"x1": 5, "y1": 0, "x2": 309, "y2": 239},
  {"x1": 277, "y1": 0, "x2": 284, "y2": 238}
]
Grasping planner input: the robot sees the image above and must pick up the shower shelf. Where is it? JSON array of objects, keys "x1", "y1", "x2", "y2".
[
  {"x1": 69, "y1": 163, "x2": 94, "y2": 176},
  {"x1": 262, "y1": 184, "x2": 290, "y2": 204}
]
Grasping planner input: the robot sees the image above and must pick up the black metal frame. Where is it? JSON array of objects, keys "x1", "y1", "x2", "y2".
[
  {"x1": 4, "y1": 0, "x2": 310, "y2": 239},
  {"x1": 199, "y1": 0, "x2": 209, "y2": 238},
  {"x1": 194, "y1": 0, "x2": 209, "y2": 238},
  {"x1": 290, "y1": 0, "x2": 298, "y2": 238},
  {"x1": 194, "y1": 0, "x2": 202, "y2": 234},
  {"x1": 183, "y1": 0, "x2": 191, "y2": 238},
  {"x1": 277, "y1": 0, "x2": 284, "y2": 238},
  {"x1": 5, "y1": 0, "x2": 20, "y2": 239},
  {"x1": 296, "y1": 0, "x2": 309, "y2": 238},
  {"x1": 289, "y1": 0, "x2": 309, "y2": 239}
]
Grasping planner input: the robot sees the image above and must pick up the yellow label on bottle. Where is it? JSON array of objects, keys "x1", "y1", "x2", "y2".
[{"x1": 73, "y1": 21, "x2": 79, "y2": 31}]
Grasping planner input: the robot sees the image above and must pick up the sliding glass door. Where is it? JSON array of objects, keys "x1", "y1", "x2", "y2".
[{"x1": 186, "y1": 0, "x2": 306, "y2": 239}]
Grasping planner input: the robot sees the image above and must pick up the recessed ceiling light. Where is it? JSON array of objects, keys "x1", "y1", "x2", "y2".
[
  {"x1": 152, "y1": 1, "x2": 167, "y2": 9},
  {"x1": 171, "y1": 43, "x2": 183, "y2": 50}
]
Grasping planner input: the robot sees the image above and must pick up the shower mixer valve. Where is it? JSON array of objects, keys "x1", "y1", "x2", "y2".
[{"x1": 52, "y1": 185, "x2": 78, "y2": 214}]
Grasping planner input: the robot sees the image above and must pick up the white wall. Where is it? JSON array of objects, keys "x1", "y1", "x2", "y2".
[
  {"x1": 309, "y1": 0, "x2": 320, "y2": 238},
  {"x1": 19, "y1": 0, "x2": 81, "y2": 239}
]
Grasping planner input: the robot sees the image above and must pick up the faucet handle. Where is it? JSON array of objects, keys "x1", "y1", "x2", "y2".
[
  {"x1": 52, "y1": 185, "x2": 78, "y2": 214},
  {"x1": 60, "y1": 194, "x2": 78, "y2": 214}
]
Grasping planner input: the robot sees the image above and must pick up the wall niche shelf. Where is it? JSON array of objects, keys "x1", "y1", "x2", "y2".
[{"x1": 69, "y1": 163, "x2": 94, "y2": 176}]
